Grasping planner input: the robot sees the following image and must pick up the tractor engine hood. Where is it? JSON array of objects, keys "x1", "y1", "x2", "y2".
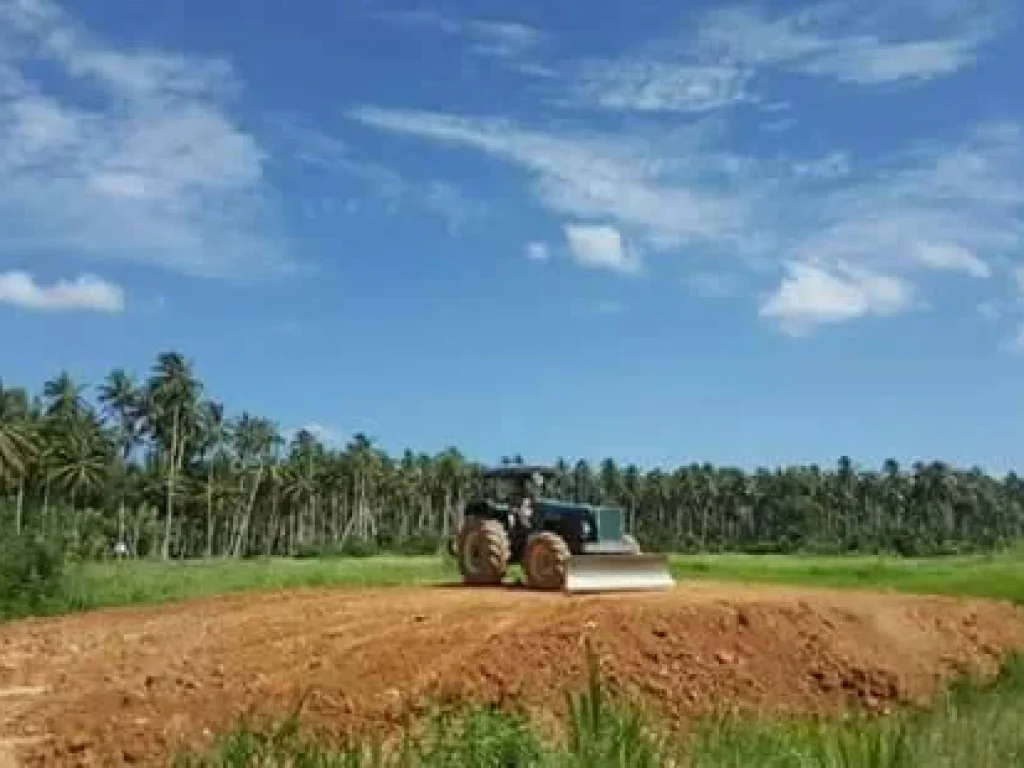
[
  {"x1": 534, "y1": 498, "x2": 628, "y2": 542},
  {"x1": 534, "y1": 498, "x2": 613, "y2": 515}
]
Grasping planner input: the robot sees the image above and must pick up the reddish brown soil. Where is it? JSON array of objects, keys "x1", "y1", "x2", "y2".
[{"x1": 2, "y1": 582, "x2": 1024, "y2": 766}]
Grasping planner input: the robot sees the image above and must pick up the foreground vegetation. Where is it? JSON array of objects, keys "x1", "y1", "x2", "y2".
[
  {"x1": 2, "y1": 351, "x2": 1024, "y2": 565},
  {"x1": 178, "y1": 644, "x2": 1024, "y2": 767}
]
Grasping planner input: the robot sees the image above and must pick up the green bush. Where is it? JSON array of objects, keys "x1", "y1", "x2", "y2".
[{"x1": 0, "y1": 533, "x2": 67, "y2": 619}]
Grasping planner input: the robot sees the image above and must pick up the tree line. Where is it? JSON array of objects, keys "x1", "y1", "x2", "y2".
[{"x1": 1, "y1": 351, "x2": 1022, "y2": 560}]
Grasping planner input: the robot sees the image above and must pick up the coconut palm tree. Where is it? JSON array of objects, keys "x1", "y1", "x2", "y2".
[{"x1": 143, "y1": 352, "x2": 202, "y2": 558}]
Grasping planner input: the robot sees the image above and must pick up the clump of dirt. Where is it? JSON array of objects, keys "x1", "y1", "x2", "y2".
[{"x1": 1, "y1": 583, "x2": 1023, "y2": 766}]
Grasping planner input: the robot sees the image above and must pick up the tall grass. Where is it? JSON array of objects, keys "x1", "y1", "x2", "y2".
[{"x1": 177, "y1": 643, "x2": 1024, "y2": 767}]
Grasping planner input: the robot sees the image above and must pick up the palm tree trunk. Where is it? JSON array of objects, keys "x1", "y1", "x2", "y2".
[
  {"x1": 162, "y1": 406, "x2": 180, "y2": 559},
  {"x1": 205, "y1": 470, "x2": 214, "y2": 558},
  {"x1": 131, "y1": 504, "x2": 142, "y2": 558},
  {"x1": 42, "y1": 476, "x2": 50, "y2": 533},
  {"x1": 232, "y1": 463, "x2": 264, "y2": 557},
  {"x1": 118, "y1": 497, "x2": 126, "y2": 544},
  {"x1": 70, "y1": 485, "x2": 79, "y2": 545},
  {"x1": 15, "y1": 478, "x2": 24, "y2": 535}
]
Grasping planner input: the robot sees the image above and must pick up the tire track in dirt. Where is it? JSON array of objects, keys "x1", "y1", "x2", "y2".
[{"x1": 0, "y1": 582, "x2": 1022, "y2": 766}]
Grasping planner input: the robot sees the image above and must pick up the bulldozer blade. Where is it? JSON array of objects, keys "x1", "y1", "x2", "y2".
[{"x1": 564, "y1": 554, "x2": 675, "y2": 593}]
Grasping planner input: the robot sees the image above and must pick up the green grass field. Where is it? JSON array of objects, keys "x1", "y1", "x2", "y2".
[{"x1": 47, "y1": 549, "x2": 1024, "y2": 617}]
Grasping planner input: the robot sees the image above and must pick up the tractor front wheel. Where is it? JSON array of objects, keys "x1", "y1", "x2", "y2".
[
  {"x1": 457, "y1": 518, "x2": 510, "y2": 585},
  {"x1": 523, "y1": 531, "x2": 571, "y2": 591}
]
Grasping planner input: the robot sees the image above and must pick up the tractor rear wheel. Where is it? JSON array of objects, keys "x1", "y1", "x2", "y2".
[
  {"x1": 523, "y1": 531, "x2": 571, "y2": 590},
  {"x1": 457, "y1": 517, "x2": 510, "y2": 585}
]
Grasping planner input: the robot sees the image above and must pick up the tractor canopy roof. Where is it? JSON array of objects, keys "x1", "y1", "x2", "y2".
[{"x1": 480, "y1": 464, "x2": 557, "y2": 480}]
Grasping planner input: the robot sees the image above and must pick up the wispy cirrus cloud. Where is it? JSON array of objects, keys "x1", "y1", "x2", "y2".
[
  {"x1": 349, "y1": 101, "x2": 1023, "y2": 335},
  {"x1": 569, "y1": 61, "x2": 754, "y2": 114},
  {"x1": 0, "y1": 270, "x2": 124, "y2": 313},
  {"x1": 788, "y1": 123, "x2": 1023, "y2": 277},
  {"x1": 758, "y1": 122, "x2": 1022, "y2": 333},
  {"x1": 564, "y1": 0, "x2": 1009, "y2": 114},
  {"x1": 347, "y1": 105, "x2": 752, "y2": 258},
  {"x1": 0, "y1": 0, "x2": 292, "y2": 279},
  {"x1": 693, "y1": 0, "x2": 1006, "y2": 83},
  {"x1": 373, "y1": 9, "x2": 551, "y2": 74},
  {"x1": 272, "y1": 116, "x2": 485, "y2": 233},
  {"x1": 374, "y1": 1, "x2": 1009, "y2": 115}
]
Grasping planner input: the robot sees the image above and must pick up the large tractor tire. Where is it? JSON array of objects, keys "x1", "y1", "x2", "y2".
[
  {"x1": 456, "y1": 517, "x2": 510, "y2": 585},
  {"x1": 523, "y1": 531, "x2": 571, "y2": 591}
]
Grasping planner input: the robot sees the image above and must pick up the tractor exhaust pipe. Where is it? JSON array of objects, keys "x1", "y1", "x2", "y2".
[{"x1": 564, "y1": 553, "x2": 675, "y2": 593}]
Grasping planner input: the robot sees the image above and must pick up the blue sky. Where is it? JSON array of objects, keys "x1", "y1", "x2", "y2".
[{"x1": 0, "y1": 0, "x2": 1022, "y2": 473}]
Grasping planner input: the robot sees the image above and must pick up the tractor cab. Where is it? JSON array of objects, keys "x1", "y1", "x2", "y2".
[
  {"x1": 480, "y1": 464, "x2": 552, "y2": 502},
  {"x1": 478, "y1": 465, "x2": 553, "y2": 527}
]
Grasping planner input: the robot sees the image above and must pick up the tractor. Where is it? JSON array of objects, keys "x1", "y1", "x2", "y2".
[{"x1": 451, "y1": 465, "x2": 674, "y2": 593}]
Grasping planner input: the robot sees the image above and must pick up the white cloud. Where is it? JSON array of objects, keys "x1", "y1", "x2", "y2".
[
  {"x1": 914, "y1": 243, "x2": 991, "y2": 277},
  {"x1": 525, "y1": 241, "x2": 550, "y2": 262},
  {"x1": 564, "y1": 224, "x2": 641, "y2": 274},
  {"x1": 0, "y1": 0, "x2": 291, "y2": 279},
  {"x1": 0, "y1": 270, "x2": 124, "y2": 313},
  {"x1": 596, "y1": 300, "x2": 624, "y2": 314},
  {"x1": 759, "y1": 261, "x2": 914, "y2": 335}
]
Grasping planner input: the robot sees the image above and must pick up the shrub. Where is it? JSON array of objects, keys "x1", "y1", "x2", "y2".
[{"x1": 0, "y1": 533, "x2": 67, "y2": 619}]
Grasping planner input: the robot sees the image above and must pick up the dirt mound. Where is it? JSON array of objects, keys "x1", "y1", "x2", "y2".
[{"x1": 2, "y1": 583, "x2": 1023, "y2": 766}]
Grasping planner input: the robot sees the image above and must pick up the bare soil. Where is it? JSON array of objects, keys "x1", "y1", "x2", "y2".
[{"x1": 2, "y1": 582, "x2": 1024, "y2": 766}]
